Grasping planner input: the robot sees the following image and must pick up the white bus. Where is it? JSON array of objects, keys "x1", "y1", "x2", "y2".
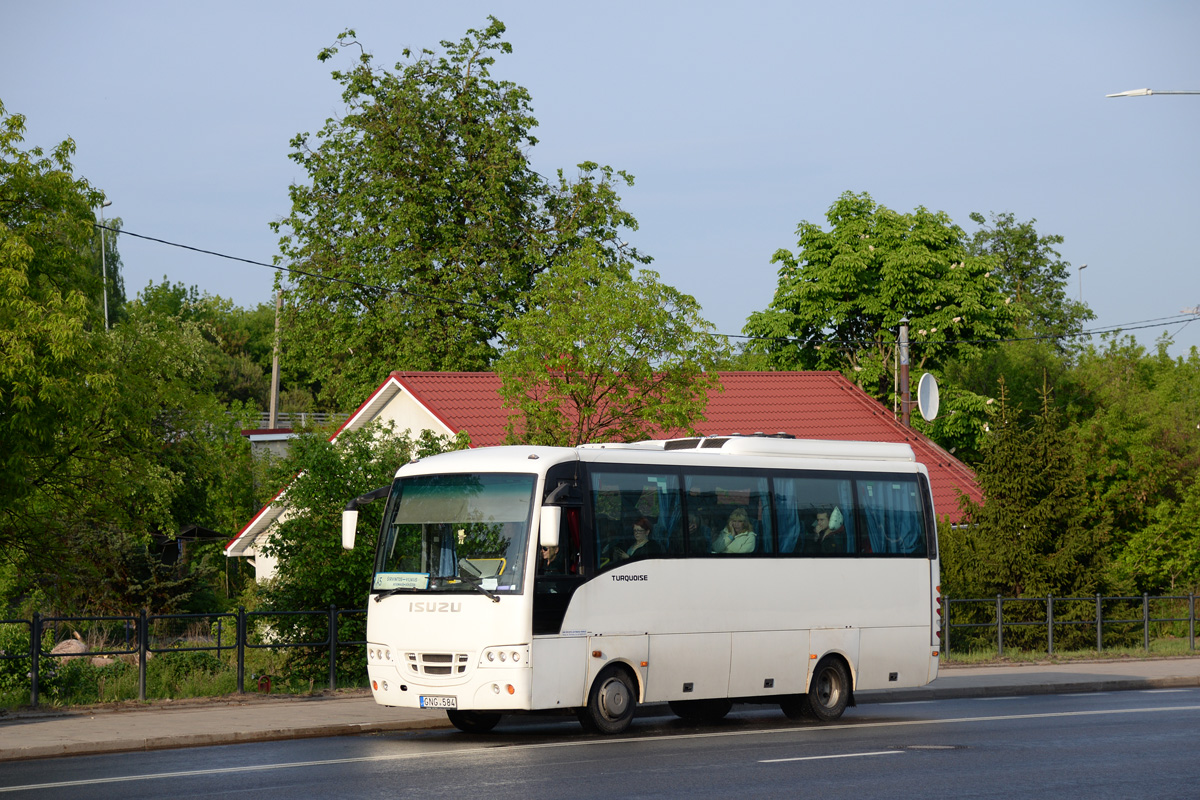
[{"x1": 342, "y1": 435, "x2": 942, "y2": 734}]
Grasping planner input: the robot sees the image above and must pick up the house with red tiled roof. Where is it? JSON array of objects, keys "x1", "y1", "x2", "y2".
[{"x1": 225, "y1": 371, "x2": 979, "y2": 581}]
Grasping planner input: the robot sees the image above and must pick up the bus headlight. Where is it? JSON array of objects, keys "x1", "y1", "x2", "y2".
[{"x1": 481, "y1": 646, "x2": 528, "y2": 667}]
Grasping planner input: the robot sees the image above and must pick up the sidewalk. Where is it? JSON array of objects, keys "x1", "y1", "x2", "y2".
[{"x1": 3, "y1": 657, "x2": 1199, "y2": 762}]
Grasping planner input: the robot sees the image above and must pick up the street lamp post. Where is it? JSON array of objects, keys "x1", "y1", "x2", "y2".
[
  {"x1": 1106, "y1": 88, "x2": 1200, "y2": 98},
  {"x1": 1078, "y1": 263, "x2": 1088, "y2": 302},
  {"x1": 99, "y1": 199, "x2": 112, "y2": 329}
]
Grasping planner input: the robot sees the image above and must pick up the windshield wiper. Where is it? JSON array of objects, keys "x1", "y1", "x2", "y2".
[
  {"x1": 455, "y1": 559, "x2": 501, "y2": 603},
  {"x1": 373, "y1": 587, "x2": 409, "y2": 603}
]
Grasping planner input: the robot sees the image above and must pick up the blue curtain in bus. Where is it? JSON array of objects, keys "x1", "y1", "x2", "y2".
[
  {"x1": 837, "y1": 481, "x2": 856, "y2": 555},
  {"x1": 439, "y1": 531, "x2": 458, "y2": 577},
  {"x1": 655, "y1": 478, "x2": 682, "y2": 552},
  {"x1": 774, "y1": 479, "x2": 802, "y2": 554},
  {"x1": 858, "y1": 479, "x2": 923, "y2": 555}
]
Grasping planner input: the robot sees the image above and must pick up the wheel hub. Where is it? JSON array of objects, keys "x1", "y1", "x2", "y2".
[{"x1": 599, "y1": 677, "x2": 630, "y2": 719}]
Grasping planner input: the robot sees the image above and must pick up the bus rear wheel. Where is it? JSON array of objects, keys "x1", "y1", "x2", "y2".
[
  {"x1": 806, "y1": 657, "x2": 850, "y2": 722},
  {"x1": 668, "y1": 698, "x2": 733, "y2": 723},
  {"x1": 446, "y1": 709, "x2": 502, "y2": 734},
  {"x1": 579, "y1": 665, "x2": 637, "y2": 734}
]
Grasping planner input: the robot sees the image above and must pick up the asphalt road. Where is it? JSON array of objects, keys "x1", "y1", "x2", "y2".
[{"x1": 4, "y1": 689, "x2": 1200, "y2": 798}]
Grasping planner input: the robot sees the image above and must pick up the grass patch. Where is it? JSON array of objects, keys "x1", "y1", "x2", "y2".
[{"x1": 944, "y1": 636, "x2": 1198, "y2": 665}]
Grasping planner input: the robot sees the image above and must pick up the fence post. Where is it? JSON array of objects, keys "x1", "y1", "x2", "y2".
[
  {"x1": 1143, "y1": 593, "x2": 1150, "y2": 652},
  {"x1": 1096, "y1": 594, "x2": 1103, "y2": 652},
  {"x1": 943, "y1": 597, "x2": 951, "y2": 656},
  {"x1": 1047, "y1": 594, "x2": 1054, "y2": 655},
  {"x1": 237, "y1": 606, "x2": 246, "y2": 694},
  {"x1": 996, "y1": 595, "x2": 1004, "y2": 657},
  {"x1": 1190, "y1": 594, "x2": 1195, "y2": 652},
  {"x1": 30, "y1": 612, "x2": 41, "y2": 708},
  {"x1": 138, "y1": 608, "x2": 148, "y2": 702},
  {"x1": 329, "y1": 605, "x2": 338, "y2": 691}
]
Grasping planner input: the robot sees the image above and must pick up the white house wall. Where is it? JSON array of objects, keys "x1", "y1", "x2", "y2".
[{"x1": 372, "y1": 385, "x2": 456, "y2": 440}]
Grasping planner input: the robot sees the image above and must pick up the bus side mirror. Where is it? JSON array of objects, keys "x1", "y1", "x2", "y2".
[
  {"x1": 539, "y1": 506, "x2": 561, "y2": 549},
  {"x1": 341, "y1": 485, "x2": 390, "y2": 551},
  {"x1": 342, "y1": 509, "x2": 358, "y2": 550}
]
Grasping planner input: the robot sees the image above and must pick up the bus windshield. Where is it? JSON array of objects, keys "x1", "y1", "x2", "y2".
[{"x1": 373, "y1": 473, "x2": 537, "y2": 596}]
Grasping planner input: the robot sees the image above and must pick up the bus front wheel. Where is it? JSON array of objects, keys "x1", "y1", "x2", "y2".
[
  {"x1": 806, "y1": 657, "x2": 850, "y2": 722},
  {"x1": 447, "y1": 709, "x2": 502, "y2": 734},
  {"x1": 579, "y1": 666, "x2": 637, "y2": 734}
]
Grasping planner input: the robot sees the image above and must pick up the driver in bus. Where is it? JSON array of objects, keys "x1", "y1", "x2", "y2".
[
  {"x1": 712, "y1": 507, "x2": 757, "y2": 554},
  {"x1": 540, "y1": 544, "x2": 564, "y2": 574}
]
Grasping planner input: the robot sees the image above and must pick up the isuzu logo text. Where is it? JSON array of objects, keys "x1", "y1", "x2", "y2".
[{"x1": 408, "y1": 602, "x2": 463, "y2": 612}]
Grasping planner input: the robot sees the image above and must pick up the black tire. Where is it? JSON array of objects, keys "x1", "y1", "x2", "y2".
[
  {"x1": 579, "y1": 665, "x2": 637, "y2": 734},
  {"x1": 806, "y1": 657, "x2": 850, "y2": 722},
  {"x1": 446, "y1": 709, "x2": 502, "y2": 734},
  {"x1": 669, "y1": 698, "x2": 733, "y2": 723},
  {"x1": 778, "y1": 694, "x2": 810, "y2": 720}
]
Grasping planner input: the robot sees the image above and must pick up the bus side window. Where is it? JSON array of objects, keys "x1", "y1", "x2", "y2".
[{"x1": 590, "y1": 470, "x2": 681, "y2": 568}]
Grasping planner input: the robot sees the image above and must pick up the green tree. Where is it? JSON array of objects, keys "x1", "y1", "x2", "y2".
[
  {"x1": 940, "y1": 212, "x2": 1094, "y2": 426},
  {"x1": 9, "y1": 304, "x2": 260, "y2": 614},
  {"x1": 952, "y1": 384, "x2": 1103, "y2": 601},
  {"x1": 274, "y1": 19, "x2": 647, "y2": 410},
  {"x1": 744, "y1": 191, "x2": 1016, "y2": 398},
  {"x1": 1063, "y1": 336, "x2": 1200, "y2": 594},
  {"x1": 132, "y1": 279, "x2": 289, "y2": 410},
  {"x1": 496, "y1": 244, "x2": 729, "y2": 446},
  {"x1": 0, "y1": 101, "x2": 262, "y2": 614},
  {"x1": 967, "y1": 211, "x2": 1092, "y2": 341},
  {"x1": 1, "y1": 98, "x2": 107, "y2": 568},
  {"x1": 744, "y1": 191, "x2": 1018, "y2": 461}
]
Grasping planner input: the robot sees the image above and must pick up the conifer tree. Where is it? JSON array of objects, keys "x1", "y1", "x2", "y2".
[{"x1": 957, "y1": 380, "x2": 1103, "y2": 599}]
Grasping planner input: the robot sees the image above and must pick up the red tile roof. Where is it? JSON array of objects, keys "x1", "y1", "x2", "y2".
[{"x1": 390, "y1": 371, "x2": 978, "y2": 522}]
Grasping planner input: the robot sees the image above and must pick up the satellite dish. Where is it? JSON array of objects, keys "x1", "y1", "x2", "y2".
[{"x1": 917, "y1": 373, "x2": 940, "y2": 421}]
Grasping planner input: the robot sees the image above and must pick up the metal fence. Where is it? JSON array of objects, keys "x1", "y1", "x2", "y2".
[
  {"x1": 944, "y1": 594, "x2": 1198, "y2": 656},
  {"x1": 0, "y1": 606, "x2": 365, "y2": 708}
]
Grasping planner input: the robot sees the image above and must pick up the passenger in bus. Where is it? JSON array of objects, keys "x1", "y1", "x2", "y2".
[
  {"x1": 613, "y1": 517, "x2": 662, "y2": 561},
  {"x1": 712, "y1": 507, "x2": 757, "y2": 553},
  {"x1": 810, "y1": 507, "x2": 847, "y2": 554}
]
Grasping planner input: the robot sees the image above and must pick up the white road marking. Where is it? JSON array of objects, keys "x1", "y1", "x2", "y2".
[
  {"x1": 761, "y1": 750, "x2": 902, "y2": 763},
  {"x1": 5, "y1": 704, "x2": 1200, "y2": 794}
]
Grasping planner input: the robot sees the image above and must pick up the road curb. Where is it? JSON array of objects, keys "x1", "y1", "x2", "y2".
[
  {"x1": 856, "y1": 675, "x2": 1200, "y2": 704},
  {"x1": 2, "y1": 717, "x2": 449, "y2": 762},
  {"x1": 4, "y1": 675, "x2": 1199, "y2": 762}
]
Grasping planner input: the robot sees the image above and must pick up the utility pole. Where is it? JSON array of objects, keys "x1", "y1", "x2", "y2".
[
  {"x1": 99, "y1": 200, "x2": 112, "y2": 328},
  {"x1": 269, "y1": 290, "x2": 281, "y2": 429},
  {"x1": 899, "y1": 318, "x2": 911, "y2": 428}
]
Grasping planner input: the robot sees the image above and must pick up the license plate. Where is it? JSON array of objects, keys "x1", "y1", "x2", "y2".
[{"x1": 420, "y1": 695, "x2": 457, "y2": 709}]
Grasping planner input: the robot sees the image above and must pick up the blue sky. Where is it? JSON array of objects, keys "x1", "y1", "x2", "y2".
[{"x1": 4, "y1": 1, "x2": 1198, "y2": 357}]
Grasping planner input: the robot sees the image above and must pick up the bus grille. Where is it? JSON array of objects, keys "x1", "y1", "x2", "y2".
[{"x1": 405, "y1": 652, "x2": 470, "y2": 676}]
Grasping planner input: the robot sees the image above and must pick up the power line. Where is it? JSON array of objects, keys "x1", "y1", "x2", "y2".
[
  {"x1": 97, "y1": 222, "x2": 1198, "y2": 350},
  {"x1": 95, "y1": 223, "x2": 492, "y2": 311}
]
